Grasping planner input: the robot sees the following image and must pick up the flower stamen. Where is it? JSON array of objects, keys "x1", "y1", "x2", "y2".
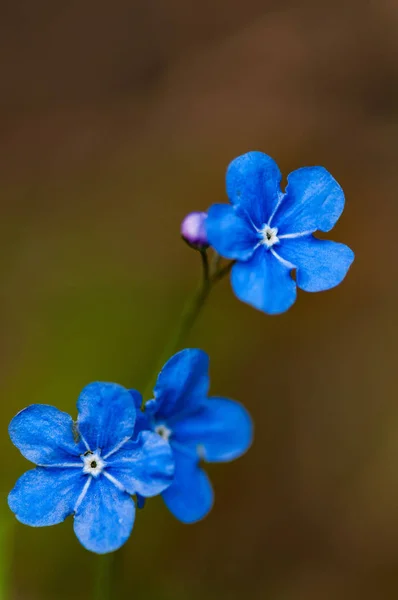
[
  {"x1": 82, "y1": 451, "x2": 106, "y2": 477},
  {"x1": 155, "y1": 423, "x2": 172, "y2": 442},
  {"x1": 260, "y1": 225, "x2": 279, "y2": 248}
]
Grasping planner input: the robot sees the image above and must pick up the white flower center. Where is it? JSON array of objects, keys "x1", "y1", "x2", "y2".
[
  {"x1": 82, "y1": 451, "x2": 106, "y2": 477},
  {"x1": 155, "y1": 423, "x2": 172, "y2": 441},
  {"x1": 260, "y1": 225, "x2": 279, "y2": 248}
]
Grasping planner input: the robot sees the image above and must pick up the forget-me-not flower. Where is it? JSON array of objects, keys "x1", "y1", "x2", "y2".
[
  {"x1": 8, "y1": 382, "x2": 174, "y2": 553},
  {"x1": 140, "y1": 348, "x2": 253, "y2": 523},
  {"x1": 206, "y1": 151, "x2": 354, "y2": 314}
]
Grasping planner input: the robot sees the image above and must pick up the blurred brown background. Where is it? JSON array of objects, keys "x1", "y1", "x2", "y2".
[{"x1": 1, "y1": 1, "x2": 398, "y2": 598}]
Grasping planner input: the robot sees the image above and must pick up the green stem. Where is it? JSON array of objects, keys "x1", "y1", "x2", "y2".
[
  {"x1": 141, "y1": 251, "x2": 233, "y2": 403},
  {"x1": 91, "y1": 251, "x2": 232, "y2": 598},
  {"x1": 93, "y1": 554, "x2": 114, "y2": 600},
  {"x1": 211, "y1": 260, "x2": 234, "y2": 283}
]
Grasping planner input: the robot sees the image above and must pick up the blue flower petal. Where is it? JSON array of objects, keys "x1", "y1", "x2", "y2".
[
  {"x1": 172, "y1": 397, "x2": 253, "y2": 462},
  {"x1": 129, "y1": 389, "x2": 143, "y2": 411},
  {"x1": 105, "y1": 431, "x2": 174, "y2": 497},
  {"x1": 206, "y1": 204, "x2": 258, "y2": 260},
  {"x1": 73, "y1": 476, "x2": 135, "y2": 554},
  {"x1": 272, "y1": 167, "x2": 345, "y2": 234},
  {"x1": 9, "y1": 405, "x2": 84, "y2": 465},
  {"x1": 231, "y1": 246, "x2": 297, "y2": 314},
  {"x1": 8, "y1": 467, "x2": 84, "y2": 526},
  {"x1": 150, "y1": 349, "x2": 210, "y2": 421},
  {"x1": 162, "y1": 451, "x2": 213, "y2": 523},
  {"x1": 277, "y1": 236, "x2": 354, "y2": 292},
  {"x1": 77, "y1": 382, "x2": 136, "y2": 454},
  {"x1": 226, "y1": 152, "x2": 282, "y2": 228}
]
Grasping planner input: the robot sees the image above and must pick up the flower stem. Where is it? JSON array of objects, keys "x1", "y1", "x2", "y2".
[
  {"x1": 91, "y1": 252, "x2": 232, "y2": 598},
  {"x1": 141, "y1": 251, "x2": 233, "y2": 403},
  {"x1": 93, "y1": 554, "x2": 114, "y2": 600}
]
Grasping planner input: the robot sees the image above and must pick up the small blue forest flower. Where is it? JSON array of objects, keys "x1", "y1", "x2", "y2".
[
  {"x1": 139, "y1": 349, "x2": 253, "y2": 523},
  {"x1": 8, "y1": 383, "x2": 174, "y2": 554},
  {"x1": 181, "y1": 211, "x2": 209, "y2": 249},
  {"x1": 206, "y1": 151, "x2": 355, "y2": 314}
]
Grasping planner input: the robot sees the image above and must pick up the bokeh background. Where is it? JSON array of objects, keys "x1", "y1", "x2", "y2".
[{"x1": 1, "y1": 0, "x2": 398, "y2": 598}]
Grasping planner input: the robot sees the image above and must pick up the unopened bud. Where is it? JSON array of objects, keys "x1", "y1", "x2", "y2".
[{"x1": 180, "y1": 211, "x2": 209, "y2": 249}]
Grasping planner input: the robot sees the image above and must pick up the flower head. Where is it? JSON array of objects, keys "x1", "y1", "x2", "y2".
[
  {"x1": 181, "y1": 211, "x2": 209, "y2": 249},
  {"x1": 139, "y1": 349, "x2": 253, "y2": 523},
  {"x1": 206, "y1": 151, "x2": 355, "y2": 314},
  {"x1": 8, "y1": 382, "x2": 174, "y2": 554}
]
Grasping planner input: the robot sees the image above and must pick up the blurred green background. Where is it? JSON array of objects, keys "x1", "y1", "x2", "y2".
[{"x1": 1, "y1": 0, "x2": 398, "y2": 598}]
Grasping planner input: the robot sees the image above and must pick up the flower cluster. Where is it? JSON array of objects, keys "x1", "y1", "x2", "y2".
[
  {"x1": 8, "y1": 150, "x2": 353, "y2": 555},
  {"x1": 9, "y1": 349, "x2": 252, "y2": 553}
]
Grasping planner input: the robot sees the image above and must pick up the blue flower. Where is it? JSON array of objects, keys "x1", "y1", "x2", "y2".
[
  {"x1": 8, "y1": 382, "x2": 174, "y2": 554},
  {"x1": 140, "y1": 349, "x2": 253, "y2": 523},
  {"x1": 206, "y1": 151, "x2": 355, "y2": 314}
]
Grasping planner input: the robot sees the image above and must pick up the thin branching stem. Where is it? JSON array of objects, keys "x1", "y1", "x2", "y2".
[{"x1": 141, "y1": 251, "x2": 233, "y2": 404}]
